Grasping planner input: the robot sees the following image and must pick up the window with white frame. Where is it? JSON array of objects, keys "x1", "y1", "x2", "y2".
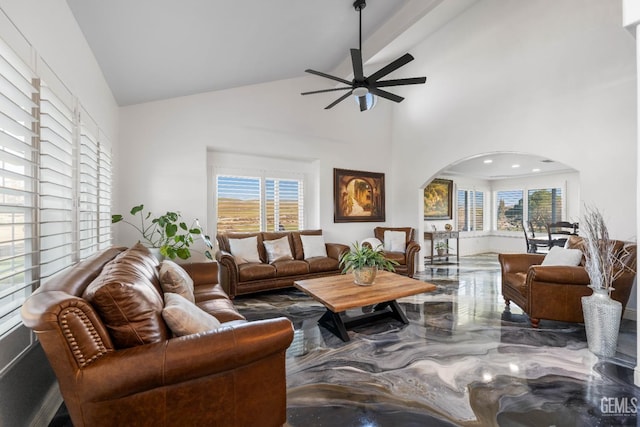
[
  {"x1": 495, "y1": 187, "x2": 564, "y2": 232},
  {"x1": 0, "y1": 33, "x2": 111, "y2": 371},
  {"x1": 496, "y1": 190, "x2": 524, "y2": 231},
  {"x1": 216, "y1": 174, "x2": 304, "y2": 232},
  {"x1": 457, "y1": 189, "x2": 484, "y2": 231}
]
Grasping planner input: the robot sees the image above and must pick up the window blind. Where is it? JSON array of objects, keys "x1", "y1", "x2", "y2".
[
  {"x1": 39, "y1": 82, "x2": 74, "y2": 279},
  {"x1": 474, "y1": 191, "x2": 484, "y2": 231},
  {"x1": 78, "y1": 112, "x2": 99, "y2": 259},
  {"x1": 97, "y1": 134, "x2": 112, "y2": 250},
  {"x1": 527, "y1": 188, "x2": 563, "y2": 232},
  {"x1": 0, "y1": 40, "x2": 37, "y2": 338},
  {"x1": 496, "y1": 190, "x2": 523, "y2": 231}
]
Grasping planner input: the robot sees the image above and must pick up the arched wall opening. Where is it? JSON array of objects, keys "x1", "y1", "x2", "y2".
[{"x1": 415, "y1": 152, "x2": 580, "y2": 271}]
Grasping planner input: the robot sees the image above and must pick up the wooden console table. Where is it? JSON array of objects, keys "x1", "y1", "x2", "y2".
[{"x1": 424, "y1": 231, "x2": 460, "y2": 264}]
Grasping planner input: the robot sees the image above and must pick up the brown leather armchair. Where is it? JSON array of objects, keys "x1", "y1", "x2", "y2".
[
  {"x1": 365, "y1": 227, "x2": 421, "y2": 278},
  {"x1": 499, "y1": 237, "x2": 636, "y2": 328}
]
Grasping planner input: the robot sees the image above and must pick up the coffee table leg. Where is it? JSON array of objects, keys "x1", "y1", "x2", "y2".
[
  {"x1": 318, "y1": 309, "x2": 350, "y2": 342},
  {"x1": 387, "y1": 300, "x2": 409, "y2": 324}
]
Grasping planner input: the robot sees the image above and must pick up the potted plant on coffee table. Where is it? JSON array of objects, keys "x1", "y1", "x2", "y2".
[
  {"x1": 339, "y1": 242, "x2": 398, "y2": 286},
  {"x1": 112, "y1": 204, "x2": 213, "y2": 260}
]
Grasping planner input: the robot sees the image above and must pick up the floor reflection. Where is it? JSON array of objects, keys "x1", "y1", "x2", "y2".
[{"x1": 233, "y1": 254, "x2": 638, "y2": 427}]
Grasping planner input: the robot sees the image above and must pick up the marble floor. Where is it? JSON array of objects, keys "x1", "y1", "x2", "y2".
[{"x1": 232, "y1": 254, "x2": 639, "y2": 427}]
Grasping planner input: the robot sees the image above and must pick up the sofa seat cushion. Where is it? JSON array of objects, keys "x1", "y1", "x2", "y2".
[
  {"x1": 238, "y1": 262, "x2": 276, "y2": 282},
  {"x1": 193, "y1": 283, "x2": 231, "y2": 302},
  {"x1": 306, "y1": 256, "x2": 339, "y2": 273},
  {"x1": 272, "y1": 260, "x2": 309, "y2": 276},
  {"x1": 197, "y1": 298, "x2": 246, "y2": 323},
  {"x1": 383, "y1": 251, "x2": 407, "y2": 266}
]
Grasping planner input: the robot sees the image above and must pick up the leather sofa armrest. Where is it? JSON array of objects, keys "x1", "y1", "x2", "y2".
[
  {"x1": 80, "y1": 317, "x2": 294, "y2": 401},
  {"x1": 216, "y1": 250, "x2": 239, "y2": 297},
  {"x1": 528, "y1": 265, "x2": 590, "y2": 285},
  {"x1": 326, "y1": 243, "x2": 349, "y2": 261},
  {"x1": 498, "y1": 253, "x2": 545, "y2": 274},
  {"x1": 180, "y1": 262, "x2": 218, "y2": 286}
]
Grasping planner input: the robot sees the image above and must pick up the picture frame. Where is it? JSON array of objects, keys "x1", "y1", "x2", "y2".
[
  {"x1": 424, "y1": 178, "x2": 453, "y2": 220},
  {"x1": 334, "y1": 168, "x2": 385, "y2": 223}
]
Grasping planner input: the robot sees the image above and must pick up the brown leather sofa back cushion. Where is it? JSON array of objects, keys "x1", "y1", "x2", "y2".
[{"x1": 83, "y1": 244, "x2": 169, "y2": 348}]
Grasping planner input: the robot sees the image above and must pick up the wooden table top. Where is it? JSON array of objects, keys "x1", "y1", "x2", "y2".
[{"x1": 294, "y1": 270, "x2": 437, "y2": 313}]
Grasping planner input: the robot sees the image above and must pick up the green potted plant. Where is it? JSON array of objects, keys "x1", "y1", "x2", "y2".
[
  {"x1": 434, "y1": 241, "x2": 450, "y2": 256},
  {"x1": 112, "y1": 204, "x2": 213, "y2": 260},
  {"x1": 339, "y1": 242, "x2": 398, "y2": 285}
]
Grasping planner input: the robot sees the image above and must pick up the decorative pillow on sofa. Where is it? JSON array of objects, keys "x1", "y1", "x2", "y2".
[
  {"x1": 263, "y1": 236, "x2": 294, "y2": 263},
  {"x1": 162, "y1": 292, "x2": 221, "y2": 337},
  {"x1": 383, "y1": 230, "x2": 407, "y2": 253},
  {"x1": 159, "y1": 260, "x2": 195, "y2": 303},
  {"x1": 300, "y1": 234, "x2": 327, "y2": 259},
  {"x1": 83, "y1": 258, "x2": 168, "y2": 349},
  {"x1": 541, "y1": 246, "x2": 583, "y2": 266},
  {"x1": 229, "y1": 236, "x2": 261, "y2": 264}
]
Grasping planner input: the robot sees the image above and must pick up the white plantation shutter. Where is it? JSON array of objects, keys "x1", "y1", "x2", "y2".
[
  {"x1": 78, "y1": 112, "x2": 99, "y2": 259},
  {"x1": 0, "y1": 40, "x2": 38, "y2": 338},
  {"x1": 39, "y1": 81, "x2": 75, "y2": 279},
  {"x1": 97, "y1": 134, "x2": 112, "y2": 250}
]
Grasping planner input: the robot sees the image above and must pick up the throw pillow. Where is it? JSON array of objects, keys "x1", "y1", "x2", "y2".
[
  {"x1": 300, "y1": 234, "x2": 327, "y2": 259},
  {"x1": 541, "y1": 246, "x2": 583, "y2": 266},
  {"x1": 361, "y1": 237, "x2": 384, "y2": 251},
  {"x1": 159, "y1": 260, "x2": 195, "y2": 303},
  {"x1": 263, "y1": 235, "x2": 294, "y2": 263},
  {"x1": 383, "y1": 230, "x2": 407, "y2": 253},
  {"x1": 162, "y1": 293, "x2": 221, "y2": 337},
  {"x1": 228, "y1": 236, "x2": 261, "y2": 264}
]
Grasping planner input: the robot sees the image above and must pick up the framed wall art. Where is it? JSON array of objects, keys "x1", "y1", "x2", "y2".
[
  {"x1": 334, "y1": 168, "x2": 385, "y2": 223},
  {"x1": 424, "y1": 178, "x2": 453, "y2": 220}
]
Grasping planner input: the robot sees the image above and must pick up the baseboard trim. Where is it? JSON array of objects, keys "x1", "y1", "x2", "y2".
[
  {"x1": 29, "y1": 382, "x2": 62, "y2": 427},
  {"x1": 623, "y1": 307, "x2": 637, "y2": 321}
]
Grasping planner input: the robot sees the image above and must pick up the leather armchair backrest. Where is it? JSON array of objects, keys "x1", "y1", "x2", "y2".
[{"x1": 373, "y1": 227, "x2": 414, "y2": 244}]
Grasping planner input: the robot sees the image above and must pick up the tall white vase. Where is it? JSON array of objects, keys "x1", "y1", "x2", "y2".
[{"x1": 581, "y1": 287, "x2": 622, "y2": 357}]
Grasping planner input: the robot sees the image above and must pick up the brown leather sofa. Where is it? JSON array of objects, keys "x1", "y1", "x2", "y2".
[
  {"x1": 216, "y1": 230, "x2": 349, "y2": 298},
  {"x1": 21, "y1": 244, "x2": 294, "y2": 427},
  {"x1": 363, "y1": 227, "x2": 421, "y2": 278},
  {"x1": 499, "y1": 236, "x2": 636, "y2": 328}
]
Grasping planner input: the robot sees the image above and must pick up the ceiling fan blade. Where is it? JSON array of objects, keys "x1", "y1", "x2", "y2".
[
  {"x1": 305, "y1": 69, "x2": 352, "y2": 86},
  {"x1": 325, "y1": 91, "x2": 353, "y2": 109},
  {"x1": 367, "y1": 53, "x2": 415, "y2": 82},
  {"x1": 369, "y1": 87, "x2": 404, "y2": 103},
  {"x1": 358, "y1": 96, "x2": 367, "y2": 112},
  {"x1": 301, "y1": 87, "x2": 353, "y2": 95},
  {"x1": 374, "y1": 77, "x2": 426, "y2": 88},
  {"x1": 351, "y1": 49, "x2": 364, "y2": 82}
]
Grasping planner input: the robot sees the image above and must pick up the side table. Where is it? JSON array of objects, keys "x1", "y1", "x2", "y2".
[{"x1": 424, "y1": 231, "x2": 460, "y2": 264}]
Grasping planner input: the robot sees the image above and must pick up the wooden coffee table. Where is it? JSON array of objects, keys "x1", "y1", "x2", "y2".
[{"x1": 294, "y1": 270, "x2": 436, "y2": 342}]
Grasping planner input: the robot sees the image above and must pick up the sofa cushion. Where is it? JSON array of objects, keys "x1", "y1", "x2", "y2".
[
  {"x1": 542, "y1": 247, "x2": 583, "y2": 266},
  {"x1": 292, "y1": 230, "x2": 323, "y2": 260},
  {"x1": 263, "y1": 235, "x2": 294, "y2": 263},
  {"x1": 194, "y1": 283, "x2": 233, "y2": 302},
  {"x1": 83, "y1": 259, "x2": 168, "y2": 349},
  {"x1": 272, "y1": 259, "x2": 309, "y2": 276},
  {"x1": 307, "y1": 256, "x2": 340, "y2": 273},
  {"x1": 159, "y1": 260, "x2": 195, "y2": 302},
  {"x1": 383, "y1": 251, "x2": 407, "y2": 266},
  {"x1": 384, "y1": 230, "x2": 407, "y2": 253},
  {"x1": 109, "y1": 242, "x2": 162, "y2": 293},
  {"x1": 238, "y1": 262, "x2": 277, "y2": 281},
  {"x1": 300, "y1": 234, "x2": 327, "y2": 259},
  {"x1": 229, "y1": 236, "x2": 262, "y2": 264},
  {"x1": 162, "y1": 292, "x2": 221, "y2": 337}
]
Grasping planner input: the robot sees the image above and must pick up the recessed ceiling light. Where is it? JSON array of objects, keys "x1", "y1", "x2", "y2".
[
  {"x1": 512, "y1": 164, "x2": 520, "y2": 168},
  {"x1": 483, "y1": 159, "x2": 493, "y2": 164},
  {"x1": 532, "y1": 168, "x2": 541, "y2": 172}
]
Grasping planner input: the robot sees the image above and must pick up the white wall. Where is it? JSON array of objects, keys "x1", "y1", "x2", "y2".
[
  {"x1": 117, "y1": 77, "x2": 394, "y2": 246},
  {"x1": 390, "y1": 0, "x2": 637, "y2": 243}
]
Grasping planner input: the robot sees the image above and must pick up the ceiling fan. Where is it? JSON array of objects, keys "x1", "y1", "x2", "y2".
[{"x1": 301, "y1": 0, "x2": 427, "y2": 111}]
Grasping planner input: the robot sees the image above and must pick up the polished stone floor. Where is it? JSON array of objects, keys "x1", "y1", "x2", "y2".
[{"x1": 232, "y1": 254, "x2": 639, "y2": 427}]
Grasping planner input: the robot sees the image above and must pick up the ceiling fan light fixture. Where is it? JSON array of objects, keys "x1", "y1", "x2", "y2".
[
  {"x1": 354, "y1": 93, "x2": 376, "y2": 111},
  {"x1": 352, "y1": 86, "x2": 368, "y2": 97}
]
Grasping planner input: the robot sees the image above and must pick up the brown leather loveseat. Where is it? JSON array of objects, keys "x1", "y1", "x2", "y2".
[
  {"x1": 499, "y1": 236, "x2": 636, "y2": 328},
  {"x1": 216, "y1": 230, "x2": 349, "y2": 298},
  {"x1": 21, "y1": 244, "x2": 294, "y2": 427}
]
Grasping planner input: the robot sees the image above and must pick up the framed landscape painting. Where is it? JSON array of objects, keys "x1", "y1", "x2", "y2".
[
  {"x1": 424, "y1": 179, "x2": 453, "y2": 219},
  {"x1": 334, "y1": 168, "x2": 385, "y2": 222}
]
